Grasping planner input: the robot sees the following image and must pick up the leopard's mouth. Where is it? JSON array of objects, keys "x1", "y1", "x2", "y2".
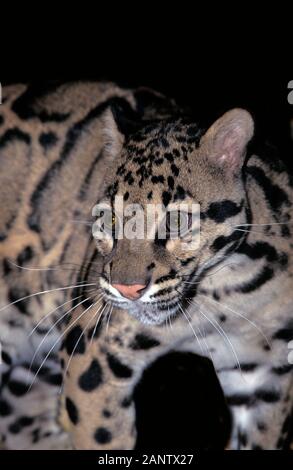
[
  {"x1": 101, "y1": 289, "x2": 181, "y2": 325},
  {"x1": 122, "y1": 300, "x2": 180, "y2": 325},
  {"x1": 98, "y1": 274, "x2": 183, "y2": 324}
]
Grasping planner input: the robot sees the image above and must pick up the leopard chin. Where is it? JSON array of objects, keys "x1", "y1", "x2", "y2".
[{"x1": 110, "y1": 298, "x2": 180, "y2": 325}]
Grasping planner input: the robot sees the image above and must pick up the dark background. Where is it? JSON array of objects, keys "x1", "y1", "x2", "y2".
[{"x1": 3, "y1": 68, "x2": 293, "y2": 165}]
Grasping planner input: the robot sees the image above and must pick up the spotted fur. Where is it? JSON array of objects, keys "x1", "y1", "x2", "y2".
[{"x1": 0, "y1": 82, "x2": 292, "y2": 450}]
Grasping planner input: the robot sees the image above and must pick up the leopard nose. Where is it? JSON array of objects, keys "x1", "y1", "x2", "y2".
[{"x1": 112, "y1": 283, "x2": 147, "y2": 300}]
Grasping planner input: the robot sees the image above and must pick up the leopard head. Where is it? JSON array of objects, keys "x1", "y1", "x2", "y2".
[{"x1": 90, "y1": 107, "x2": 254, "y2": 325}]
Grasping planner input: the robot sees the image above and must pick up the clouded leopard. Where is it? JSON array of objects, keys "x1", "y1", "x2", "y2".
[{"x1": 0, "y1": 81, "x2": 292, "y2": 450}]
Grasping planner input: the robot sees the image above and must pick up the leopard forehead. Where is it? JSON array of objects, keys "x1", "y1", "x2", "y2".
[{"x1": 105, "y1": 119, "x2": 204, "y2": 205}]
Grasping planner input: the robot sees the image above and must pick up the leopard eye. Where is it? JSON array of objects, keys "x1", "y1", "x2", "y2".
[
  {"x1": 95, "y1": 209, "x2": 117, "y2": 236},
  {"x1": 166, "y1": 211, "x2": 190, "y2": 237},
  {"x1": 104, "y1": 210, "x2": 116, "y2": 230}
]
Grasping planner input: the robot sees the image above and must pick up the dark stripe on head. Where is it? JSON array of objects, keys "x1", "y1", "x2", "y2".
[
  {"x1": 205, "y1": 200, "x2": 244, "y2": 223},
  {"x1": 211, "y1": 230, "x2": 243, "y2": 252}
]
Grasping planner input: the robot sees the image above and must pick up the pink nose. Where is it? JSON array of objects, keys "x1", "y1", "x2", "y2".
[{"x1": 112, "y1": 283, "x2": 146, "y2": 300}]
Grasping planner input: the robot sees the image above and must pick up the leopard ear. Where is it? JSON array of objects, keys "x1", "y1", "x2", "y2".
[
  {"x1": 102, "y1": 101, "x2": 142, "y2": 161},
  {"x1": 200, "y1": 108, "x2": 254, "y2": 174},
  {"x1": 102, "y1": 108, "x2": 125, "y2": 161}
]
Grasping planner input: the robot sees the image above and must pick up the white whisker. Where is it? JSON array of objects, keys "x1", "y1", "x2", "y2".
[
  {"x1": 106, "y1": 304, "x2": 114, "y2": 333},
  {"x1": 187, "y1": 308, "x2": 214, "y2": 363},
  {"x1": 233, "y1": 228, "x2": 289, "y2": 237},
  {"x1": 59, "y1": 297, "x2": 106, "y2": 393},
  {"x1": 89, "y1": 300, "x2": 109, "y2": 347},
  {"x1": 189, "y1": 298, "x2": 243, "y2": 377},
  {"x1": 200, "y1": 293, "x2": 271, "y2": 348},
  {"x1": 28, "y1": 291, "x2": 95, "y2": 337},
  {"x1": 167, "y1": 305, "x2": 173, "y2": 331},
  {"x1": 232, "y1": 222, "x2": 292, "y2": 227},
  {"x1": 178, "y1": 302, "x2": 204, "y2": 355},
  {"x1": 0, "y1": 282, "x2": 97, "y2": 313},
  {"x1": 5, "y1": 260, "x2": 102, "y2": 281},
  {"x1": 181, "y1": 262, "x2": 240, "y2": 285},
  {"x1": 7, "y1": 260, "x2": 83, "y2": 273},
  {"x1": 29, "y1": 294, "x2": 101, "y2": 373},
  {"x1": 28, "y1": 296, "x2": 101, "y2": 390}
]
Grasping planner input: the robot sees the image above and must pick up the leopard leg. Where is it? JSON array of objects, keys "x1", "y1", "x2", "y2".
[
  {"x1": 217, "y1": 364, "x2": 293, "y2": 449},
  {"x1": 0, "y1": 303, "x2": 71, "y2": 449},
  {"x1": 63, "y1": 374, "x2": 137, "y2": 450},
  {"x1": 60, "y1": 307, "x2": 169, "y2": 449},
  {"x1": 0, "y1": 361, "x2": 71, "y2": 449}
]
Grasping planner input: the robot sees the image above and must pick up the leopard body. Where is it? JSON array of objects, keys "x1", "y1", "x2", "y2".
[{"x1": 0, "y1": 81, "x2": 292, "y2": 450}]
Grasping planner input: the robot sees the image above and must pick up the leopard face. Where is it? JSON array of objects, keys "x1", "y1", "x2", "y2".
[{"x1": 89, "y1": 108, "x2": 254, "y2": 325}]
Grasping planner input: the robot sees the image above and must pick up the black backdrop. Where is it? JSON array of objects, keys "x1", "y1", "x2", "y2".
[{"x1": 3, "y1": 69, "x2": 293, "y2": 164}]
